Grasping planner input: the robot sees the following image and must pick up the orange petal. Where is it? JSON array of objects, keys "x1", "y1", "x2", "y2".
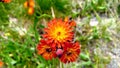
[
  {"x1": 28, "y1": 7, "x2": 34, "y2": 15},
  {"x1": 24, "y1": 1, "x2": 29, "y2": 8},
  {"x1": 29, "y1": 0, "x2": 35, "y2": 7}
]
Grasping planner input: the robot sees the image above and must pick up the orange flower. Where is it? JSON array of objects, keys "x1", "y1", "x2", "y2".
[
  {"x1": 24, "y1": 0, "x2": 34, "y2": 15},
  {"x1": 24, "y1": 1, "x2": 28, "y2": 8},
  {"x1": 24, "y1": 0, "x2": 34, "y2": 8},
  {"x1": 37, "y1": 40, "x2": 57, "y2": 60},
  {"x1": 43, "y1": 19, "x2": 74, "y2": 47},
  {"x1": 29, "y1": 0, "x2": 34, "y2": 7},
  {"x1": 0, "y1": 61, "x2": 3, "y2": 67},
  {"x1": 28, "y1": 7, "x2": 34, "y2": 15},
  {"x1": 59, "y1": 42, "x2": 80, "y2": 63}
]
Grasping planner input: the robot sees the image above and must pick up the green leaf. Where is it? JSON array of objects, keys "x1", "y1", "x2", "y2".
[
  {"x1": 80, "y1": 53, "x2": 90, "y2": 61},
  {"x1": 37, "y1": 63, "x2": 45, "y2": 68}
]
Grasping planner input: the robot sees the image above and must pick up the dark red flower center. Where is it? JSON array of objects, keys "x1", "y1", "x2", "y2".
[
  {"x1": 66, "y1": 52, "x2": 72, "y2": 56},
  {"x1": 57, "y1": 32, "x2": 61, "y2": 36},
  {"x1": 46, "y1": 48, "x2": 52, "y2": 52}
]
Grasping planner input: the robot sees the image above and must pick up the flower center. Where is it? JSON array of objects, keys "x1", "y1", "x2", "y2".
[
  {"x1": 51, "y1": 27, "x2": 67, "y2": 41},
  {"x1": 66, "y1": 51, "x2": 72, "y2": 56},
  {"x1": 57, "y1": 32, "x2": 61, "y2": 36},
  {"x1": 46, "y1": 48, "x2": 52, "y2": 52}
]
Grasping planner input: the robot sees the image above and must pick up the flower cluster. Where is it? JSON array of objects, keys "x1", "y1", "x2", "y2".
[
  {"x1": 24, "y1": 0, "x2": 34, "y2": 15},
  {"x1": 37, "y1": 18, "x2": 81, "y2": 63}
]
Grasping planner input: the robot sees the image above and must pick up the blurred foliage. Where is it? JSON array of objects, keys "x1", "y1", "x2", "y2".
[
  {"x1": 72, "y1": 0, "x2": 111, "y2": 17},
  {"x1": 0, "y1": 3, "x2": 10, "y2": 25},
  {"x1": 36, "y1": 0, "x2": 72, "y2": 16}
]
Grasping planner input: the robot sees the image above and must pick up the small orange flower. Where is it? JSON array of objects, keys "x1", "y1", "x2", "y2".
[
  {"x1": 0, "y1": 61, "x2": 3, "y2": 67},
  {"x1": 37, "y1": 40, "x2": 57, "y2": 60},
  {"x1": 43, "y1": 19, "x2": 74, "y2": 47},
  {"x1": 28, "y1": 7, "x2": 34, "y2": 15},
  {"x1": 29, "y1": 0, "x2": 35, "y2": 7},
  {"x1": 24, "y1": 1, "x2": 28, "y2": 8},
  {"x1": 59, "y1": 42, "x2": 80, "y2": 63},
  {"x1": 24, "y1": 0, "x2": 34, "y2": 15},
  {"x1": 24, "y1": 0, "x2": 34, "y2": 8}
]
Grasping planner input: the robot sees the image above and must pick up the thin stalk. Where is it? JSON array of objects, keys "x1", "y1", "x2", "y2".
[{"x1": 51, "y1": 7, "x2": 55, "y2": 18}]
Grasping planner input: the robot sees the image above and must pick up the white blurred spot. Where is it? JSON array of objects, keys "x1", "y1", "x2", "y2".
[
  {"x1": 89, "y1": 18, "x2": 99, "y2": 26},
  {"x1": 15, "y1": 27, "x2": 27, "y2": 36}
]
